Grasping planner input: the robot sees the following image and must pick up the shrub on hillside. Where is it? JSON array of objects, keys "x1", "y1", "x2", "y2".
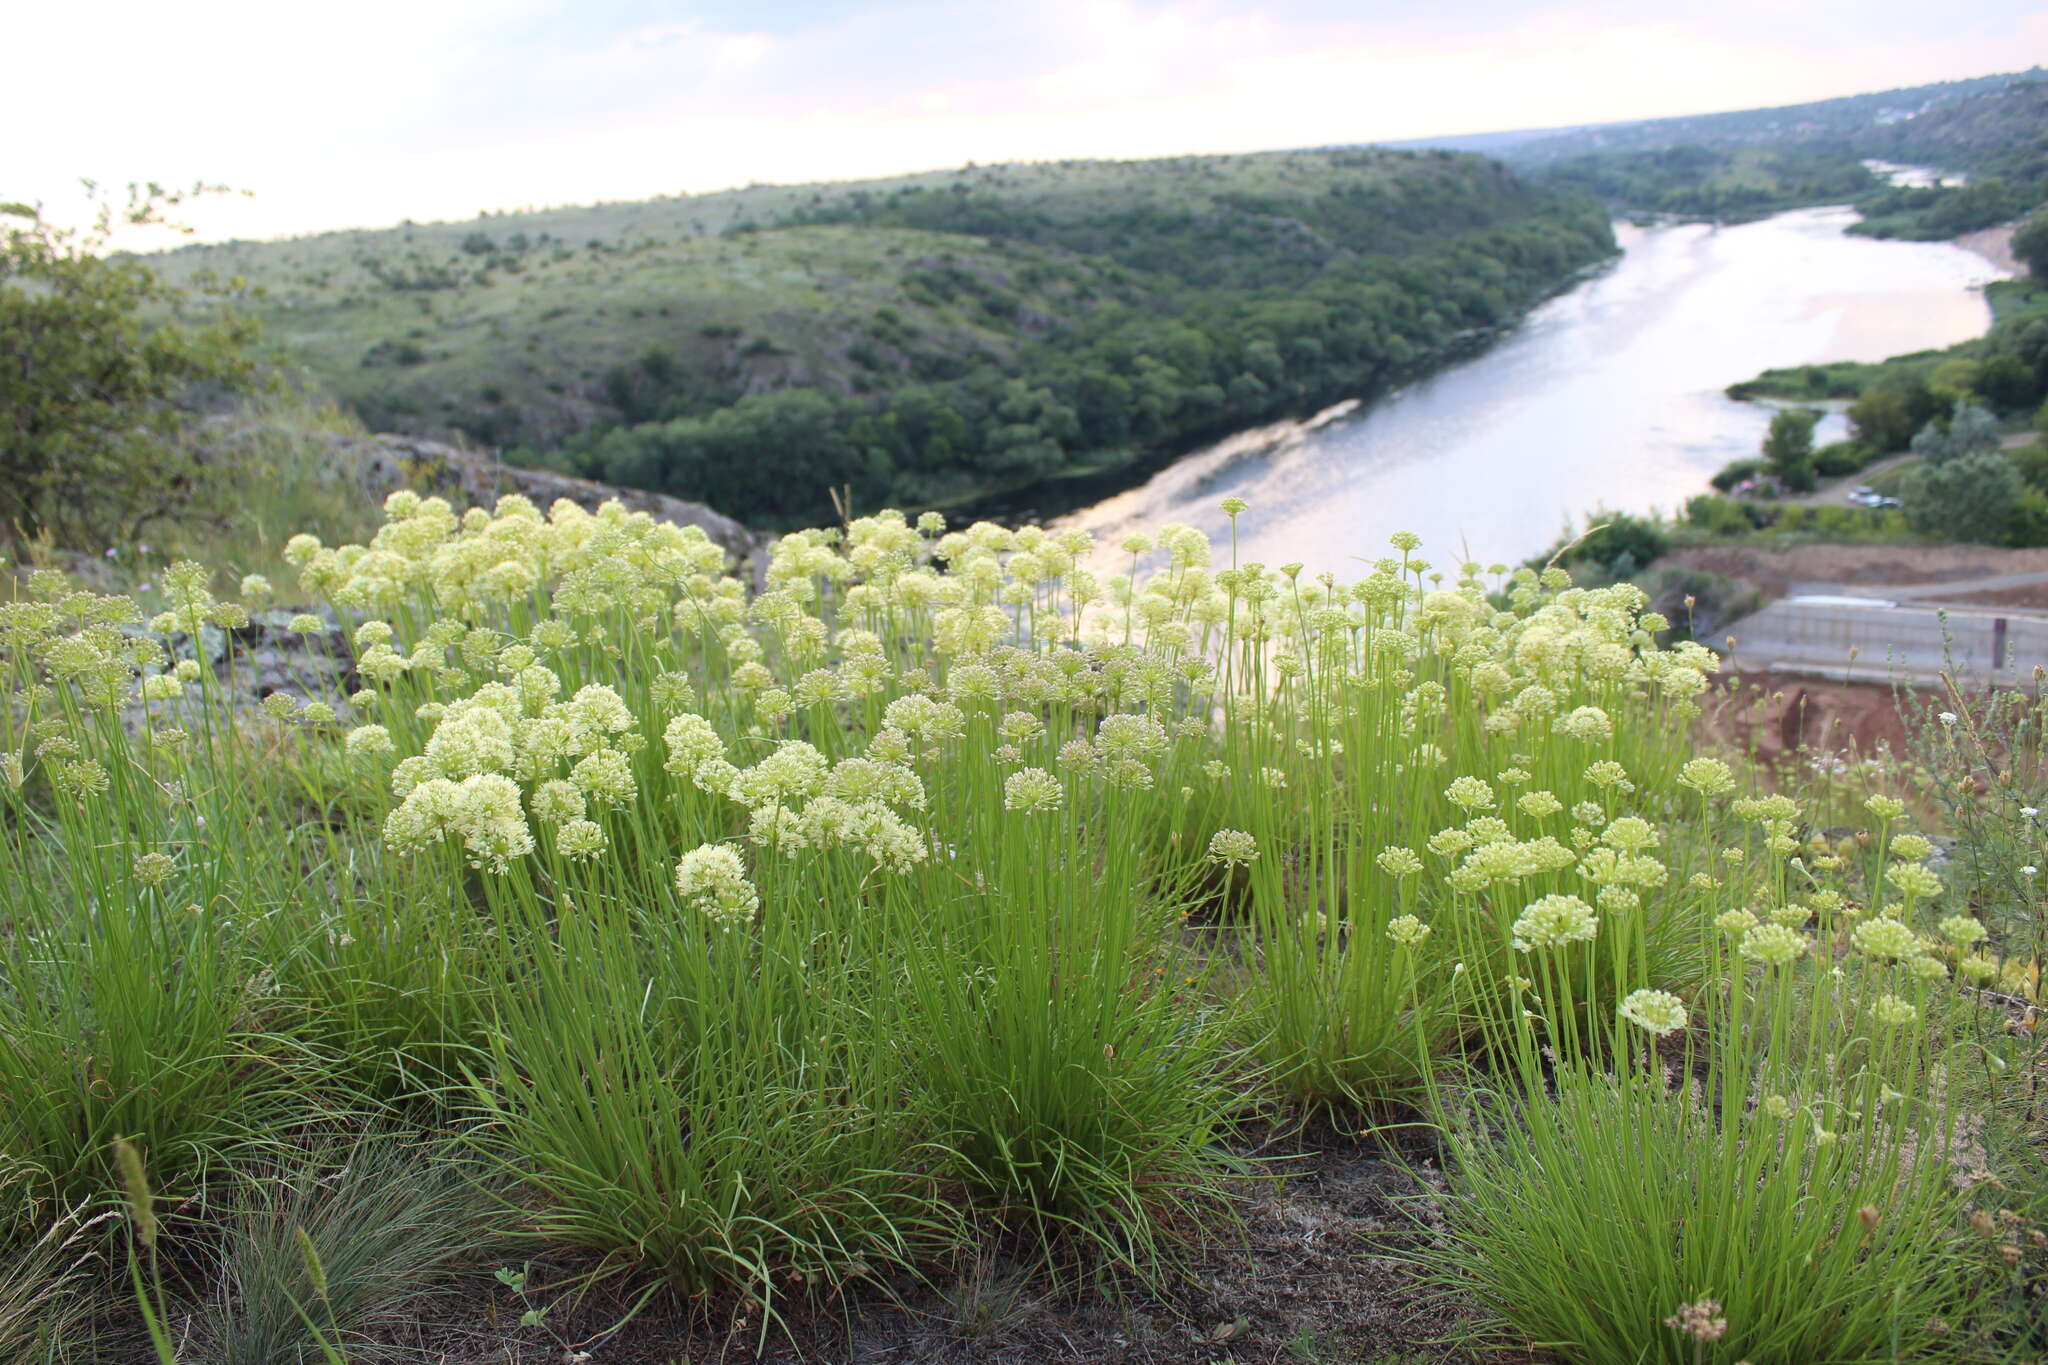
[
  {"x1": 1814, "y1": 440, "x2": 1875, "y2": 477},
  {"x1": 1903, "y1": 400, "x2": 2023, "y2": 542},
  {"x1": 0, "y1": 185, "x2": 265, "y2": 545},
  {"x1": 1709, "y1": 458, "x2": 1764, "y2": 493}
]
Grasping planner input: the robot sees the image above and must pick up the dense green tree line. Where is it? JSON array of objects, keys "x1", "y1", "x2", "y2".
[{"x1": 1534, "y1": 144, "x2": 1879, "y2": 222}]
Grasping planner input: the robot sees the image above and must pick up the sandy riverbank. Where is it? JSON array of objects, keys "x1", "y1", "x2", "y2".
[{"x1": 1955, "y1": 222, "x2": 2020, "y2": 274}]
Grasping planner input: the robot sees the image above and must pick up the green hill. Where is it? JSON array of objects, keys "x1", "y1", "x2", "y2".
[
  {"x1": 1389, "y1": 68, "x2": 2042, "y2": 164},
  {"x1": 1382, "y1": 69, "x2": 2047, "y2": 233},
  {"x1": 149, "y1": 148, "x2": 1613, "y2": 527},
  {"x1": 1849, "y1": 80, "x2": 2048, "y2": 239}
]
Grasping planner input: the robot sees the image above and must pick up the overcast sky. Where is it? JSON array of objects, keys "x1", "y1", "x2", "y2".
[{"x1": 16, "y1": 1, "x2": 2048, "y2": 242}]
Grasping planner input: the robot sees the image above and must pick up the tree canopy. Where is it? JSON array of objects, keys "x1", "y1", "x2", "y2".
[{"x1": 0, "y1": 183, "x2": 264, "y2": 546}]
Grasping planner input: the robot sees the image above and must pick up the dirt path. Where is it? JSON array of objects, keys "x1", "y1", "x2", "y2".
[
  {"x1": 1783, "y1": 433, "x2": 2034, "y2": 508},
  {"x1": 1784, "y1": 451, "x2": 1916, "y2": 506}
]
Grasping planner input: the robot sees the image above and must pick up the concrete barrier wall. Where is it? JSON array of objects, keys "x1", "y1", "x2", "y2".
[{"x1": 1726, "y1": 601, "x2": 2048, "y2": 678}]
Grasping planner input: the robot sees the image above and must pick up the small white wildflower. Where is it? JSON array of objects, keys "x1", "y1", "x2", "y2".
[
  {"x1": 1618, "y1": 988, "x2": 1687, "y2": 1037},
  {"x1": 1002, "y1": 767, "x2": 1063, "y2": 815},
  {"x1": 555, "y1": 818, "x2": 608, "y2": 861},
  {"x1": 674, "y1": 843, "x2": 759, "y2": 929},
  {"x1": 1376, "y1": 846, "x2": 1423, "y2": 878},
  {"x1": 1740, "y1": 923, "x2": 1808, "y2": 968},
  {"x1": 1207, "y1": 828, "x2": 1259, "y2": 868},
  {"x1": 1386, "y1": 914, "x2": 1431, "y2": 947},
  {"x1": 1511, "y1": 894, "x2": 1598, "y2": 952}
]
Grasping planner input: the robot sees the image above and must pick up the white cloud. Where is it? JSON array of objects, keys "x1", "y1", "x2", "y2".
[{"x1": 15, "y1": 1, "x2": 2046, "y2": 242}]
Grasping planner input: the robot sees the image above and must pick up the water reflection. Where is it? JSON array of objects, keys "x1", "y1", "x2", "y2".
[{"x1": 1060, "y1": 207, "x2": 2007, "y2": 571}]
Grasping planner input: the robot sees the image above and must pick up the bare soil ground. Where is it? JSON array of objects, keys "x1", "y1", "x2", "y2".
[
  {"x1": 1695, "y1": 669, "x2": 1917, "y2": 767},
  {"x1": 1663, "y1": 544, "x2": 2048, "y2": 610},
  {"x1": 401, "y1": 1124, "x2": 1483, "y2": 1365},
  {"x1": 1956, "y1": 223, "x2": 2020, "y2": 275}
]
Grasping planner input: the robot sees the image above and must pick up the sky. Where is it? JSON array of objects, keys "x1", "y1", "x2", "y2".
[{"x1": 15, "y1": 1, "x2": 2048, "y2": 243}]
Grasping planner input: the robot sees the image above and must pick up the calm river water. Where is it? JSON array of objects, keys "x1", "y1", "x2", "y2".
[{"x1": 1059, "y1": 206, "x2": 2009, "y2": 572}]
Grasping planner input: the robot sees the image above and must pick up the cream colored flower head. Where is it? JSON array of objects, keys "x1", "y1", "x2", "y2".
[
  {"x1": 1511, "y1": 894, "x2": 1598, "y2": 952},
  {"x1": 1618, "y1": 988, "x2": 1686, "y2": 1036},
  {"x1": 674, "y1": 843, "x2": 759, "y2": 929},
  {"x1": 1207, "y1": 828, "x2": 1259, "y2": 868},
  {"x1": 1387, "y1": 914, "x2": 1431, "y2": 947}
]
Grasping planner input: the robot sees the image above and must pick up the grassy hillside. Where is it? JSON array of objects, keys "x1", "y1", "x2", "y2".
[
  {"x1": 160, "y1": 222, "x2": 1122, "y2": 443},
  {"x1": 148, "y1": 148, "x2": 1614, "y2": 526}
]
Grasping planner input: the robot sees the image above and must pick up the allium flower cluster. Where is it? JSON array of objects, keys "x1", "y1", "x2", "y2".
[
  {"x1": 1740, "y1": 923, "x2": 1809, "y2": 968},
  {"x1": 1884, "y1": 860, "x2": 1943, "y2": 900},
  {"x1": 384, "y1": 772, "x2": 536, "y2": 874},
  {"x1": 1444, "y1": 776, "x2": 1494, "y2": 810},
  {"x1": 1207, "y1": 828, "x2": 1259, "y2": 868},
  {"x1": 1664, "y1": 1299, "x2": 1727, "y2": 1344},
  {"x1": 1003, "y1": 767, "x2": 1063, "y2": 814},
  {"x1": 1618, "y1": 988, "x2": 1687, "y2": 1036},
  {"x1": 1376, "y1": 846, "x2": 1423, "y2": 878},
  {"x1": 1851, "y1": 915, "x2": 1922, "y2": 962},
  {"x1": 1677, "y1": 757, "x2": 1735, "y2": 797},
  {"x1": 674, "y1": 843, "x2": 759, "y2": 929},
  {"x1": 1386, "y1": 914, "x2": 1431, "y2": 947},
  {"x1": 1511, "y1": 894, "x2": 1598, "y2": 952}
]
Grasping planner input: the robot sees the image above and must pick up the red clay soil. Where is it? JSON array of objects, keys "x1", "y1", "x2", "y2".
[{"x1": 1696, "y1": 670, "x2": 1918, "y2": 767}]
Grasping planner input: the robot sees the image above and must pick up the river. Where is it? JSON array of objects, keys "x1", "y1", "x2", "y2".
[{"x1": 1058, "y1": 205, "x2": 2009, "y2": 572}]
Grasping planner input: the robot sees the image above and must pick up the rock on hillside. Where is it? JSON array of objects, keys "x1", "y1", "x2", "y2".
[{"x1": 334, "y1": 431, "x2": 764, "y2": 569}]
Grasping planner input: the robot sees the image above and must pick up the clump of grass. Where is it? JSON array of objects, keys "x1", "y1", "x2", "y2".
[
  {"x1": 0, "y1": 1210, "x2": 103, "y2": 1362},
  {"x1": 188, "y1": 1133, "x2": 502, "y2": 1365}
]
